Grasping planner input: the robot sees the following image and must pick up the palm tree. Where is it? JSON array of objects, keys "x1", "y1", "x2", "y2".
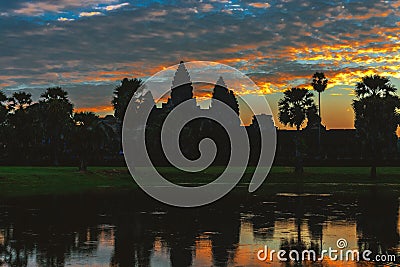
[
  {"x1": 72, "y1": 112, "x2": 114, "y2": 171},
  {"x1": 7, "y1": 92, "x2": 34, "y2": 163},
  {"x1": 278, "y1": 87, "x2": 316, "y2": 174},
  {"x1": 8, "y1": 92, "x2": 32, "y2": 111},
  {"x1": 311, "y1": 72, "x2": 328, "y2": 156},
  {"x1": 311, "y1": 72, "x2": 328, "y2": 118},
  {"x1": 352, "y1": 75, "x2": 400, "y2": 178},
  {"x1": 39, "y1": 87, "x2": 73, "y2": 165},
  {"x1": 112, "y1": 78, "x2": 143, "y2": 122}
]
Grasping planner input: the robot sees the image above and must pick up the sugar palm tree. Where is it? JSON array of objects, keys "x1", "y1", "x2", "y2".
[
  {"x1": 352, "y1": 75, "x2": 400, "y2": 178},
  {"x1": 8, "y1": 92, "x2": 32, "y2": 111},
  {"x1": 311, "y1": 72, "x2": 328, "y2": 156},
  {"x1": 278, "y1": 87, "x2": 316, "y2": 174},
  {"x1": 6, "y1": 92, "x2": 35, "y2": 163},
  {"x1": 311, "y1": 72, "x2": 328, "y2": 118}
]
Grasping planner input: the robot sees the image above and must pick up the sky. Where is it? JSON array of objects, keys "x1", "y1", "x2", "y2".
[{"x1": 0, "y1": 0, "x2": 399, "y2": 131}]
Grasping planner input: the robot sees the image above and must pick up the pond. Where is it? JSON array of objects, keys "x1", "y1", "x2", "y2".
[{"x1": 0, "y1": 188, "x2": 399, "y2": 266}]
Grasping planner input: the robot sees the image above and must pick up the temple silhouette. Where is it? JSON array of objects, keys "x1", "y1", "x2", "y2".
[
  {"x1": 155, "y1": 61, "x2": 239, "y2": 116},
  {"x1": 139, "y1": 61, "x2": 399, "y2": 167},
  {"x1": 145, "y1": 61, "x2": 245, "y2": 165}
]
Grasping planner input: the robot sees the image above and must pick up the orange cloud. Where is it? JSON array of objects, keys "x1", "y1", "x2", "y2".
[
  {"x1": 57, "y1": 17, "x2": 75, "y2": 22},
  {"x1": 79, "y1": 11, "x2": 103, "y2": 17},
  {"x1": 103, "y1": 3, "x2": 129, "y2": 11},
  {"x1": 248, "y1": 2, "x2": 271, "y2": 9},
  {"x1": 337, "y1": 8, "x2": 393, "y2": 21}
]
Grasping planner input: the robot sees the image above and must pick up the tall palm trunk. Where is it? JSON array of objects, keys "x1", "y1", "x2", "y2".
[
  {"x1": 318, "y1": 92, "x2": 321, "y2": 118},
  {"x1": 318, "y1": 92, "x2": 321, "y2": 157}
]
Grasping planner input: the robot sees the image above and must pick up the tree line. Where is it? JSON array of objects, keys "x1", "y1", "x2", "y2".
[
  {"x1": 0, "y1": 72, "x2": 399, "y2": 177},
  {"x1": 0, "y1": 87, "x2": 118, "y2": 171},
  {"x1": 278, "y1": 73, "x2": 400, "y2": 177}
]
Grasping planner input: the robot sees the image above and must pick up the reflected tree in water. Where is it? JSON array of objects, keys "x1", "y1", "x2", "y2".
[{"x1": 356, "y1": 190, "x2": 399, "y2": 261}]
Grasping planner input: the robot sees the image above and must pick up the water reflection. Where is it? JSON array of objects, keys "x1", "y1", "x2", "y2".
[{"x1": 0, "y1": 189, "x2": 399, "y2": 266}]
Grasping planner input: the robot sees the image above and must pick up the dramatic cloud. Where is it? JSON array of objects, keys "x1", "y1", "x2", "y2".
[
  {"x1": 0, "y1": 0, "x2": 399, "y2": 130},
  {"x1": 14, "y1": 2, "x2": 64, "y2": 16}
]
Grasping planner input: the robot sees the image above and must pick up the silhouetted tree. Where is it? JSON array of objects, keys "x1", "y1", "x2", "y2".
[
  {"x1": 0, "y1": 90, "x2": 7, "y2": 114},
  {"x1": 112, "y1": 78, "x2": 143, "y2": 121},
  {"x1": 72, "y1": 112, "x2": 114, "y2": 171},
  {"x1": 39, "y1": 87, "x2": 73, "y2": 165},
  {"x1": 8, "y1": 92, "x2": 32, "y2": 111},
  {"x1": 311, "y1": 72, "x2": 327, "y2": 155},
  {"x1": 7, "y1": 92, "x2": 35, "y2": 163},
  {"x1": 0, "y1": 91, "x2": 8, "y2": 149},
  {"x1": 278, "y1": 87, "x2": 316, "y2": 174},
  {"x1": 27, "y1": 102, "x2": 49, "y2": 162},
  {"x1": 357, "y1": 190, "x2": 399, "y2": 258},
  {"x1": 352, "y1": 75, "x2": 400, "y2": 178},
  {"x1": 311, "y1": 72, "x2": 328, "y2": 119}
]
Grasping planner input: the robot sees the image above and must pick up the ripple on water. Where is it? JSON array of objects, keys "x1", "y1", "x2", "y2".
[
  {"x1": 150, "y1": 211, "x2": 167, "y2": 215},
  {"x1": 276, "y1": 193, "x2": 333, "y2": 197}
]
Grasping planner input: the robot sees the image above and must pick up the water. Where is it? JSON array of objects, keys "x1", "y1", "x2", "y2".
[{"x1": 0, "y1": 188, "x2": 399, "y2": 266}]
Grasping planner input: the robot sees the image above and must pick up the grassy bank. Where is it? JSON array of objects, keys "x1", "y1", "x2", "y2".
[
  {"x1": 0, "y1": 166, "x2": 399, "y2": 197},
  {"x1": 0, "y1": 167, "x2": 133, "y2": 197}
]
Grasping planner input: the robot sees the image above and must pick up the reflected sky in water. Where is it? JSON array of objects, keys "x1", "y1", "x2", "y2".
[{"x1": 0, "y1": 189, "x2": 398, "y2": 266}]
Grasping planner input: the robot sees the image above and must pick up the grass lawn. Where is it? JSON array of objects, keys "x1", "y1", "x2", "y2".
[
  {"x1": 0, "y1": 166, "x2": 399, "y2": 197},
  {"x1": 0, "y1": 166, "x2": 133, "y2": 197}
]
